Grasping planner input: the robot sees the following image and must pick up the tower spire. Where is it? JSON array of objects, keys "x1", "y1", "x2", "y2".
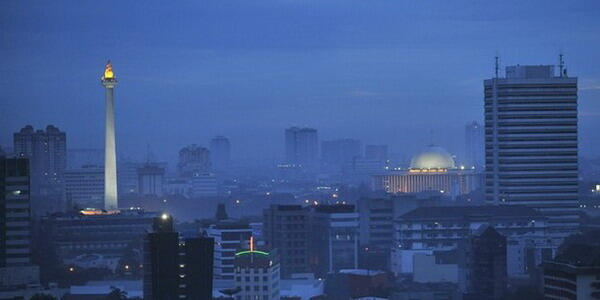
[{"x1": 101, "y1": 60, "x2": 119, "y2": 210}]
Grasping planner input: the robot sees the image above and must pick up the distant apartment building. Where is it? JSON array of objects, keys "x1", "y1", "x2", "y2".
[
  {"x1": 210, "y1": 136, "x2": 231, "y2": 171},
  {"x1": 465, "y1": 121, "x2": 484, "y2": 170},
  {"x1": 13, "y1": 125, "x2": 66, "y2": 215},
  {"x1": 321, "y1": 139, "x2": 362, "y2": 170},
  {"x1": 64, "y1": 165, "x2": 104, "y2": 208},
  {"x1": 285, "y1": 127, "x2": 318, "y2": 168},
  {"x1": 485, "y1": 64, "x2": 579, "y2": 235},
  {"x1": 191, "y1": 173, "x2": 218, "y2": 197},
  {"x1": 137, "y1": 163, "x2": 165, "y2": 196},
  {"x1": 177, "y1": 144, "x2": 211, "y2": 177},
  {"x1": 365, "y1": 145, "x2": 389, "y2": 162}
]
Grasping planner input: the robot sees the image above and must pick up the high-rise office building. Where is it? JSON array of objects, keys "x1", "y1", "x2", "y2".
[
  {"x1": 284, "y1": 127, "x2": 318, "y2": 168},
  {"x1": 143, "y1": 214, "x2": 214, "y2": 300},
  {"x1": 13, "y1": 125, "x2": 66, "y2": 214},
  {"x1": 365, "y1": 145, "x2": 388, "y2": 162},
  {"x1": 465, "y1": 121, "x2": 484, "y2": 169},
  {"x1": 101, "y1": 61, "x2": 119, "y2": 210},
  {"x1": 177, "y1": 144, "x2": 211, "y2": 177},
  {"x1": 484, "y1": 63, "x2": 579, "y2": 235},
  {"x1": 210, "y1": 136, "x2": 231, "y2": 171},
  {"x1": 0, "y1": 157, "x2": 40, "y2": 287},
  {"x1": 321, "y1": 139, "x2": 362, "y2": 169}
]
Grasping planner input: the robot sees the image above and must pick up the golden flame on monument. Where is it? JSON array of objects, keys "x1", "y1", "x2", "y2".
[{"x1": 103, "y1": 60, "x2": 115, "y2": 80}]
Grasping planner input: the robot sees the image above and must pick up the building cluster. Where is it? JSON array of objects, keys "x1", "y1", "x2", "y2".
[{"x1": 2, "y1": 59, "x2": 600, "y2": 300}]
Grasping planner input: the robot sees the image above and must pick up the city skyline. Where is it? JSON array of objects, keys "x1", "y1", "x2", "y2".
[{"x1": 2, "y1": 1, "x2": 600, "y2": 163}]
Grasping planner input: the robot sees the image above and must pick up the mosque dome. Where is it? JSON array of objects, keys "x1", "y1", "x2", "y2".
[{"x1": 410, "y1": 145, "x2": 456, "y2": 169}]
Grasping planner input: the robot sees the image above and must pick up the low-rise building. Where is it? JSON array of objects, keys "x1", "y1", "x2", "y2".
[{"x1": 234, "y1": 248, "x2": 280, "y2": 300}]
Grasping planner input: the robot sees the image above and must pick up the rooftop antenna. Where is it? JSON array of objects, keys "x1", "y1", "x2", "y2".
[
  {"x1": 559, "y1": 52, "x2": 565, "y2": 77},
  {"x1": 146, "y1": 143, "x2": 155, "y2": 164},
  {"x1": 494, "y1": 55, "x2": 500, "y2": 79}
]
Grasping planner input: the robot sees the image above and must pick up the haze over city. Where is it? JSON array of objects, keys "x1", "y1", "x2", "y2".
[
  {"x1": 2, "y1": 1, "x2": 600, "y2": 300},
  {"x1": 2, "y1": 0, "x2": 600, "y2": 163}
]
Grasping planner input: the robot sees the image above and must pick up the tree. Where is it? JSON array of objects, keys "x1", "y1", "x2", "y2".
[
  {"x1": 104, "y1": 287, "x2": 127, "y2": 300},
  {"x1": 29, "y1": 294, "x2": 57, "y2": 300}
]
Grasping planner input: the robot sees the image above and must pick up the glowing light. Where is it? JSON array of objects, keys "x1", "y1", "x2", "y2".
[
  {"x1": 124, "y1": 265, "x2": 130, "y2": 270},
  {"x1": 235, "y1": 250, "x2": 269, "y2": 256},
  {"x1": 250, "y1": 236, "x2": 254, "y2": 252},
  {"x1": 161, "y1": 213, "x2": 169, "y2": 220},
  {"x1": 11, "y1": 190, "x2": 21, "y2": 196},
  {"x1": 80, "y1": 209, "x2": 119, "y2": 216},
  {"x1": 103, "y1": 60, "x2": 115, "y2": 79},
  {"x1": 69, "y1": 267, "x2": 75, "y2": 272}
]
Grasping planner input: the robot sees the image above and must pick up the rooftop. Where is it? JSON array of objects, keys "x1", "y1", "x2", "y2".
[{"x1": 400, "y1": 205, "x2": 542, "y2": 220}]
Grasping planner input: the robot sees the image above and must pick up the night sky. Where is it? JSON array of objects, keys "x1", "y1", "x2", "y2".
[{"x1": 2, "y1": 0, "x2": 600, "y2": 164}]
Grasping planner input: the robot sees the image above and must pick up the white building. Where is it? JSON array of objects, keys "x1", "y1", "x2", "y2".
[
  {"x1": 191, "y1": 173, "x2": 218, "y2": 197},
  {"x1": 234, "y1": 249, "x2": 280, "y2": 300},
  {"x1": 64, "y1": 165, "x2": 104, "y2": 208},
  {"x1": 204, "y1": 220, "x2": 252, "y2": 281}
]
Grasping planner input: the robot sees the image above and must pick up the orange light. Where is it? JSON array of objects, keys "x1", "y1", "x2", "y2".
[
  {"x1": 250, "y1": 236, "x2": 254, "y2": 252},
  {"x1": 103, "y1": 60, "x2": 114, "y2": 79}
]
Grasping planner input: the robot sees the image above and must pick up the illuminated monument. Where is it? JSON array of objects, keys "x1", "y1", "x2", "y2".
[{"x1": 101, "y1": 61, "x2": 118, "y2": 209}]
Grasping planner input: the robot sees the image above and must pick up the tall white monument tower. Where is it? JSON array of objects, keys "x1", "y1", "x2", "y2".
[{"x1": 101, "y1": 60, "x2": 118, "y2": 209}]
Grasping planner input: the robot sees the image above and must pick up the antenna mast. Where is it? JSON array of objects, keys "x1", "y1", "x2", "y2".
[
  {"x1": 559, "y1": 53, "x2": 565, "y2": 77},
  {"x1": 494, "y1": 56, "x2": 499, "y2": 79}
]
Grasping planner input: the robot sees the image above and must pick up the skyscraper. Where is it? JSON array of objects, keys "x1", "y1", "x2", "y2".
[
  {"x1": 465, "y1": 121, "x2": 484, "y2": 169},
  {"x1": 101, "y1": 60, "x2": 118, "y2": 210},
  {"x1": 210, "y1": 136, "x2": 231, "y2": 171},
  {"x1": 284, "y1": 127, "x2": 318, "y2": 168},
  {"x1": 484, "y1": 63, "x2": 579, "y2": 235},
  {"x1": 13, "y1": 125, "x2": 66, "y2": 214},
  {"x1": 321, "y1": 139, "x2": 362, "y2": 169},
  {"x1": 365, "y1": 145, "x2": 388, "y2": 162}
]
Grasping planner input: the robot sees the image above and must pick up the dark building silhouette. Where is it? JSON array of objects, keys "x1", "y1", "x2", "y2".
[
  {"x1": 215, "y1": 203, "x2": 228, "y2": 221},
  {"x1": 263, "y1": 205, "x2": 310, "y2": 278},
  {"x1": 542, "y1": 243, "x2": 600, "y2": 299},
  {"x1": 1, "y1": 157, "x2": 40, "y2": 288},
  {"x1": 461, "y1": 225, "x2": 507, "y2": 300},
  {"x1": 144, "y1": 214, "x2": 214, "y2": 300}
]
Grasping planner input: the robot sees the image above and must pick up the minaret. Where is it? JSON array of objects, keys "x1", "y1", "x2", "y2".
[{"x1": 101, "y1": 60, "x2": 118, "y2": 209}]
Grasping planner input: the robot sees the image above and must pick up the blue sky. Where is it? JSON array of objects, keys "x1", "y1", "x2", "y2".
[{"x1": 2, "y1": 0, "x2": 599, "y2": 163}]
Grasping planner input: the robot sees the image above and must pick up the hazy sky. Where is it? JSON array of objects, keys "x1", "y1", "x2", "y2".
[{"x1": 2, "y1": 0, "x2": 600, "y2": 164}]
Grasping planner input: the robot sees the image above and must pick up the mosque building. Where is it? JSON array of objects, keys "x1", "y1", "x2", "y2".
[{"x1": 372, "y1": 145, "x2": 482, "y2": 197}]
